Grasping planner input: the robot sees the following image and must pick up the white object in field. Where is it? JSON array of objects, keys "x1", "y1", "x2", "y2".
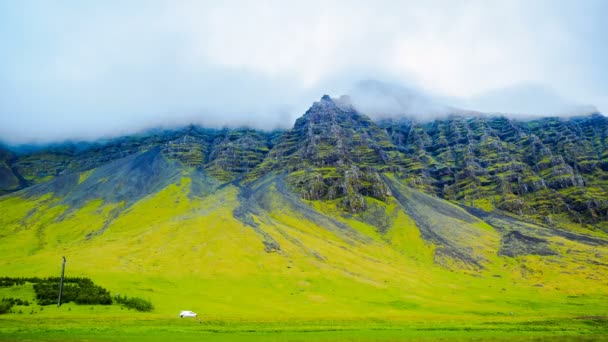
[{"x1": 179, "y1": 310, "x2": 198, "y2": 318}]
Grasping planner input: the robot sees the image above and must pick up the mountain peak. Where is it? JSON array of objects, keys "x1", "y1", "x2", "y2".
[
  {"x1": 311, "y1": 94, "x2": 338, "y2": 111},
  {"x1": 305, "y1": 95, "x2": 356, "y2": 118}
]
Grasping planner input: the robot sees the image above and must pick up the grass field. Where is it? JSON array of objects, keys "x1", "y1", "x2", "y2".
[
  {"x1": 2, "y1": 286, "x2": 605, "y2": 341},
  {"x1": 1, "y1": 312, "x2": 608, "y2": 341}
]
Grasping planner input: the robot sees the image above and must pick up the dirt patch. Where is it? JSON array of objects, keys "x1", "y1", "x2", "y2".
[
  {"x1": 498, "y1": 231, "x2": 557, "y2": 257},
  {"x1": 382, "y1": 174, "x2": 485, "y2": 269},
  {"x1": 462, "y1": 205, "x2": 608, "y2": 247}
]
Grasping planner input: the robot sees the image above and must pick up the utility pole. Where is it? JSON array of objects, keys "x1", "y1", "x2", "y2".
[{"x1": 58, "y1": 256, "x2": 66, "y2": 307}]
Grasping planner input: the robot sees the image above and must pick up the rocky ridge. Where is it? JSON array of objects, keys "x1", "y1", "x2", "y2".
[{"x1": 1, "y1": 96, "x2": 607, "y2": 229}]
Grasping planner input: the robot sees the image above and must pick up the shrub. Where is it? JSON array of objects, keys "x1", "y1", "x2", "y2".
[
  {"x1": 0, "y1": 297, "x2": 30, "y2": 312},
  {"x1": 0, "y1": 301, "x2": 13, "y2": 314},
  {"x1": 113, "y1": 295, "x2": 154, "y2": 312}
]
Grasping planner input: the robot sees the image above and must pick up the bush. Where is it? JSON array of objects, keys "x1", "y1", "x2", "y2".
[
  {"x1": 113, "y1": 295, "x2": 154, "y2": 312},
  {"x1": 0, "y1": 301, "x2": 13, "y2": 314},
  {"x1": 0, "y1": 277, "x2": 41, "y2": 287},
  {"x1": 1, "y1": 297, "x2": 29, "y2": 306}
]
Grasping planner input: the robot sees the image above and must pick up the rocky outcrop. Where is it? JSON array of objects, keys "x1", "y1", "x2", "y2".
[
  {"x1": 161, "y1": 134, "x2": 206, "y2": 166},
  {"x1": 205, "y1": 129, "x2": 276, "y2": 181},
  {"x1": 0, "y1": 147, "x2": 21, "y2": 195},
  {"x1": 272, "y1": 95, "x2": 396, "y2": 213},
  {"x1": 378, "y1": 114, "x2": 608, "y2": 224}
]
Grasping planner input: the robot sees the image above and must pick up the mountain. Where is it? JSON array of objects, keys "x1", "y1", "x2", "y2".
[
  {"x1": 0, "y1": 96, "x2": 607, "y2": 319},
  {"x1": 4, "y1": 97, "x2": 607, "y2": 228}
]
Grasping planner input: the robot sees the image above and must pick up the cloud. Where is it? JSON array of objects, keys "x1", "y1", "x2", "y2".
[
  {"x1": 0, "y1": 0, "x2": 606, "y2": 144},
  {"x1": 463, "y1": 83, "x2": 598, "y2": 118},
  {"x1": 347, "y1": 80, "x2": 451, "y2": 120}
]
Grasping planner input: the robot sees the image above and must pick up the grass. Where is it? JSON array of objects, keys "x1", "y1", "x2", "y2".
[{"x1": 1, "y1": 311, "x2": 608, "y2": 342}]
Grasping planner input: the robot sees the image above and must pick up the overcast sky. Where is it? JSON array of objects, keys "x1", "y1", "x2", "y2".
[{"x1": 1, "y1": 0, "x2": 606, "y2": 144}]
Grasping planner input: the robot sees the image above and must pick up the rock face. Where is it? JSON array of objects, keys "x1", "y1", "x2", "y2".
[
  {"x1": 0, "y1": 147, "x2": 21, "y2": 195},
  {"x1": 1, "y1": 97, "x2": 608, "y2": 226},
  {"x1": 205, "y1": 129, "x2": 278, "y2": 181},
  {"x1": 265, "y1": 95, "x2": 393, "y2": 212},
  {"x1": 378, "y1": 113, "x2": 608, "y2": 224},
  {"x1": 1, "y1": 126, "x2": 277, "y2": 190}
]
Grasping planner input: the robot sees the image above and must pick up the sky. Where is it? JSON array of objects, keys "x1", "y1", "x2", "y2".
[{"x1": 1, "y1": 0, "x2": 606, "y2": 144}]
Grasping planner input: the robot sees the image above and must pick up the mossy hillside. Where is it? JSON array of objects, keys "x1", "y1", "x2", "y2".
[
  {"x1": 1, "y1": 168, "x2": 607, "y2": 321},
  {"x1": 1, "y1": 126, "x2": 278, "y2": 194},
  {"x1": 379, "y1": 114, "x2": 608, "y2": 227},
  {"x1": 161, "y1": 134, "x2": 206, "y2": 166},
  {"x1": 205, "y1": 129, "x2": 276, "y2": 182},
  {"x1": 12, "y1": 152, "x2": 72, "y2": 185}
]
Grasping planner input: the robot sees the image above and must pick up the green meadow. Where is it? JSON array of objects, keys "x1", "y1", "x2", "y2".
[{"x1": 1, "y1": 310, "x2": 608, "y2": 341}]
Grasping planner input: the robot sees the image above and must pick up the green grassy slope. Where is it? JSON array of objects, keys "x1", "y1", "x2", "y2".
[{"x1": 0, "y1": 157, "x2": 607, "y2": 322}]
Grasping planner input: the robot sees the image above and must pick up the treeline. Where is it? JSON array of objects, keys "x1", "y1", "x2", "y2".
[
  {"x1": 0, "y1": 277, "x2": 43, "y2": 287},
  {"x1": 1, "y1": 297, "x2": 30, "y2": 306},
  {"x1": 33, "y1": 277, "x2": 112, "y2": 305},
  {"x1": 1, "y1": 276, "x2": 114, "y2": 306},
  {"x1": 0, "y1": 276, "x2": 154, "y2": 312}
]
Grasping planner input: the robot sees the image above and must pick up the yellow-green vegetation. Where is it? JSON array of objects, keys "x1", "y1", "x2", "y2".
[
  {"x1": 77, "y1": 169, "x2": 94, "y2": 184},
  {"x1": 1, "y1": 172, "x2": 607, "y2": 327},
  {"x1": 1, "y1": 310, "x2": 608, "y2": 341}
]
